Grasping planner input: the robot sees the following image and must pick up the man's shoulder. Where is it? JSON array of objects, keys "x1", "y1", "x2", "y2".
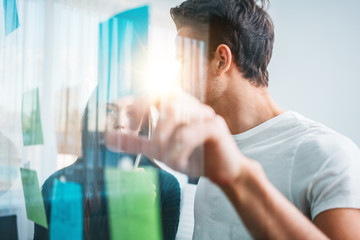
[
  {"x1": 268, "y1": 111, "x2": 360, "y2": 162},
  {"x1": 276, "y1": 111, "x2": 334, "y2": 135},
  {"x1": 279, "y1": 112, "x2": 351, "y2": 145},
  {"x1": 290, "y1": 114, "x2": 360, "y2": 166},
  {"x1": 281, "y1": 113, "x2": 360, "y2": 220}
]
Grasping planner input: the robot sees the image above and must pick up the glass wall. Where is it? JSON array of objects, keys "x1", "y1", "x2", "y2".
[
  {"x1": 0, "y1": 0, "x2": 204, "y2": 239},
  {"x1": 2, "y1": 0, "x2": 360, "y2": 240}
]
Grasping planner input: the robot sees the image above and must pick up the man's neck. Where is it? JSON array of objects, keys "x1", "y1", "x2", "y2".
[{"x1": 210, "y1": 77, "x2": 285, "y2": 135}]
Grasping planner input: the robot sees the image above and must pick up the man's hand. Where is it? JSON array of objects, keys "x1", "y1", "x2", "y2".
[
  {"x1": 104, "y1": 92, "x2": 246, "y2": 186},
  {"x1": 104, "y1": 92, "x2": 329, "y2": 240}
]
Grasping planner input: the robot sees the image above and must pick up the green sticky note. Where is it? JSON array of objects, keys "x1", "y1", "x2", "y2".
[
  {"x1": 105, "y1": 168, "x2": 162, "y2": 240},
  {"x1": 21, "y1": 88, "x2": 44, "y2": 146},
  {"x1": 20, "y1": 168, "x2": 48, "y2": 228}
]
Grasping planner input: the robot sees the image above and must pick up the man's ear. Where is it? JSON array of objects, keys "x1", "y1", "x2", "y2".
[{"x1": 213, "y1": 44, "x2": 232, "y2": 76}]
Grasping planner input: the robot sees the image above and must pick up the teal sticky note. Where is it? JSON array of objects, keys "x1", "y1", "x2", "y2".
[
  {"x1": 50, "y1": 179, "x2": 83, "y2": 240},
  {"x1": 3, "y1": 0, "x2": 19, "y2": 36},
  {"x1": 21, "y1": 88, "x2": 44, "y2": 146},
  {"x1": 98, "y1": 6, "x2": 149, "y2": 102},
  {"x1": 105, "y1": 168, "x2": 162, "y2": 240},
  {"x1": 20, "y1": 168, "x2": 48, "y2": 228}
]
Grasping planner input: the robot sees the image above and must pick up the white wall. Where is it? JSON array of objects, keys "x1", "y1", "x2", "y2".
[{"x1": 268, "y1": 0, "x2": 360, "y2": 146}]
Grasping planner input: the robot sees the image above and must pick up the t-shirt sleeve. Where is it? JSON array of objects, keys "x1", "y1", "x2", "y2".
[{"x1": 292, "y1": 133, "x2": 360, "y2": 220}]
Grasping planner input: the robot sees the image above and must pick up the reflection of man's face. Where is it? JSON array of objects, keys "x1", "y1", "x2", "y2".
[
  {"x1": 105, "y1": 97, "x2": 143, "y2": 136},
  {"x1": 176, "y1": 26, "x2": 211, "y2": 103}
]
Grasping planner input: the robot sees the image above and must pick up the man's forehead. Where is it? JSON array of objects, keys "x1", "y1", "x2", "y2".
[{"x1": 176, "y1": 26, "x2": 206, "y2": 43}]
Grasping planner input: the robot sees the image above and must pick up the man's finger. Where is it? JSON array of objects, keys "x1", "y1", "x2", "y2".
[
  {"x1": 159, "y1": 117, "x2": 218, "y2": 174},
  {"x1": 104, "y1": 131, "x2": 156, "y2": 158}
]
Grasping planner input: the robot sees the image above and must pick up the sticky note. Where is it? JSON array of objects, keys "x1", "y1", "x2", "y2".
[
  {"x1": 3, "y1": 0, "x2": 19, "y2": 36},
  {"x1": 50, "y1": 179, "x2": 83, "y2": 240},
  {"x1": 98, "y1": 6, "x2": 149, "y2": 102},
  {"x1": 21, "y1": 88, "x2": 44, "y2": 146},
  {"x1": 105, "y1": 168, "x2": 161, "y2": 240},
  {"x1": 20, "y1": 168, "x2": 48, "y2": 228}
]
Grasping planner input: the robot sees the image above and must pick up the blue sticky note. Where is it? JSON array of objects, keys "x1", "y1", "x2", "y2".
[
  {"x1": 50, "y1": 179, "x2": 83, "y2": 240},
  {"x1": 98, "y1": 6, "x2": 149, "y2": 102},
  {"x1": 3, "y1": 0, "x2": 19, "y2": 36}
]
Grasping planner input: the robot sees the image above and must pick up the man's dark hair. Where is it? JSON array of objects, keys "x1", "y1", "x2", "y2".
[{"x1": 171, "y1": 0, "x2": 274, "y2": 87}]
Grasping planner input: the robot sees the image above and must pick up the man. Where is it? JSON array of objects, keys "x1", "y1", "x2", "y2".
[
  {"x1": 168, "y1": 0, "x2": 360, "y2": 239},
  {"x1": 108, "y1": 0, "x2": 360, "y2": 239}
]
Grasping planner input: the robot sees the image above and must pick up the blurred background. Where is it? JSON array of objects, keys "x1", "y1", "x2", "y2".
[
  {"x1": 0, "y1": 0, "x2": 359, "y2": 239},
  {"x1": 269, "y1": 0, "x2": 360, "y2": 147}
]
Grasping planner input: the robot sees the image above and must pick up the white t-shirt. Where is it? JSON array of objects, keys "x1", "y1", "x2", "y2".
[{"x1": 193, "y1": 111, "x2": 360, "y2": 239}]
